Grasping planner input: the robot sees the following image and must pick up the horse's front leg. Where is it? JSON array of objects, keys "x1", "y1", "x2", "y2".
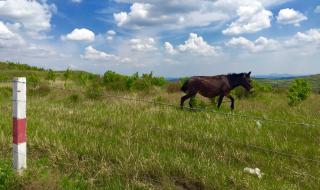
[
  {"x1": 227, "y1": 95, "x2": 235, "y2": 110},
  {"x1": 180, "y1": 92, "x2": 196, "y2": 109},
  {"x1": 217, "y1": 95, "x2": 224, "y2": 109}
]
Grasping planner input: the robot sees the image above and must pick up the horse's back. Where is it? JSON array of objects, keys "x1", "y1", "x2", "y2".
[{"x1": 187, "y1": 75, "x2": 229, "y2": 97}]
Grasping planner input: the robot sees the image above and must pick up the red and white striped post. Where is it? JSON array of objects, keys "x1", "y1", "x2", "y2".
[{"x1": 12, "y1": 77, "x2": 27, "y2": 173}]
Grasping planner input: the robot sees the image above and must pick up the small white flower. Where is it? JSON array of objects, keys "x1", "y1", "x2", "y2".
[
  {"x1": 256, "y1": 120, "x2": 262, "y2": 128},
  {"x1": 244, "y1": 167, "x2": 264, "y2": 178}
]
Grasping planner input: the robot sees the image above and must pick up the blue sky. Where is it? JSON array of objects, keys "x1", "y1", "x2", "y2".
[{"x1": 0, "y1": 0, "x2": 319, "y2": 77}]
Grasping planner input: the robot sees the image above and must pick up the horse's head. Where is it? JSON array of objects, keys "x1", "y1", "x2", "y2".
[{"x1": 240, "y1": 72, "x2": 253, "y2": 91}]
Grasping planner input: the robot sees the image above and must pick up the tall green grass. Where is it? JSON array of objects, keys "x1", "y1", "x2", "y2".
[{"x1": 0, "y1": 84, "x2": 320, "y2": 189}]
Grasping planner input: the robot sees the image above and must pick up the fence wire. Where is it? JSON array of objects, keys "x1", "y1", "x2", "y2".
[
  {"x1": 2, "y1": 84, "x2": 320, "y2": 166},
  {"x1": 43, "y1": 86, "x2": 320, "y2": 128},
  {"x1": 44, "y1": 86, "x2": 320, "y2": 164}
]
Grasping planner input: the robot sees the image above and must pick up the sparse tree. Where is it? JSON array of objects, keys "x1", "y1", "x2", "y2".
[
  {"x1": 46, "y1": 69, "x2": 56, "y2": 83},
  {"x1": 288, "y1": 78, "x2": 311, "y2": 106},
  {"x1": 63, "y1": 68, "x2": 71, "y2": 88}
]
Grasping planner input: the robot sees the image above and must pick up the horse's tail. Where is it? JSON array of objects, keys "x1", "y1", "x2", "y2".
[{"x1": 180, "y1": 79, "x2": 189, "y2": 93}]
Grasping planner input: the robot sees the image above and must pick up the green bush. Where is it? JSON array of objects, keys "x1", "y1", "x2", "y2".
[
  {"x1": 46, "y1": 69, "x2": 56, "y2": 82},
  {"x1": 166, "y1": 82, "x2": 181, "y2": 93},
  {"x1": 63, "y1": 69, "x2": 71, "y2": 81},
  {"x1": 133, "y1": 78, "x2": 152, "y2": 91},
  {"x1": 63, "y1": 69, "x2": 71, "y2": 88},
  {"x1": 179, "y1": 77, "x2": 189, "y2": 86},
  {"x1": 103, "y1": 71, "x2": 122, "y2": 84},
  {"x1": 232, "y1": 80, "x2": 273, "y2": 99},
  {"x1": 124, "y1": 73, "x2": 139, "y2": 90},
  {"x1": 288, "y1": 78, "x2": 311, "y2": 106},
  {"x1": 102, "y1": 70, "x2": 166, "y2": 91},
  {"x1": 86, "y1": 83, "x2": 103, "y2": 100},
  {"x1": 28, "y1": 74, "x2": 40, "y2": 88},
  {"x1": 254, "y1": 81, "x2": 273, "y2": 92},
  {"x1": 76, "y1": 73, "x2": 90, "y2": 86}
]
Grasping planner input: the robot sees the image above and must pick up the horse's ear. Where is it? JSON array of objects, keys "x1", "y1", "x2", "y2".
[{"x1": 247, "y1": 71, "x2": 251, "y2": 77}]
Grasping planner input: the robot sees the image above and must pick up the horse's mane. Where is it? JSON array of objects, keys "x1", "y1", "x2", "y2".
[{"x1": 227, "y1": 73, "x2": 245, "y2": 87}]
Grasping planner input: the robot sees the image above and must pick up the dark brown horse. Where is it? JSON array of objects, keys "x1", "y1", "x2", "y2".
[{"x1": 180, "y1": 72, "x2": 253, "y2": 110}]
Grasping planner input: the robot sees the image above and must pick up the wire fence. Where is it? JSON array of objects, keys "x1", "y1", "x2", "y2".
[
  {"x1": 45, "y1": 85, "x2": 320, "y2": 128},
  {"x1": 0, "y1": 81, "x2": 317, "y2": 128},
  {"x1": 0, "y1": 80, "x2": 26, "y2": 83},
  {"x1": 1, "y1": 81, "x2": 320, "y2": 166}
]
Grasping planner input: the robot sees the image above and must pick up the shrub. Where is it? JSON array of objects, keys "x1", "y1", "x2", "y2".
[
  {"x1": 63, "y1": 69, "x2": 71, "y2": 88},
  {"x1": 232, "y1": 80, "x2": 273, "y2": 99},
  {"x1": 77, "y1": 73, "x2": 90, "y2": 86},
  {"x1": 133, "y1": 78, "x2": 152, "y2": 91},
  {"x1": 288, "y1": 78, "x2": 311, "y2": 106},
  {"x1": 124, "y1": 73, "x2": 139, "y2": 90},
  {"x1": 254, "y1": 81, "x2": 273, "y2": 92},
  {"x1": 63, "y1": 69, "x2": 71, "y2": 81},
  {"x1": 86, "y1": 83, "x2": 103, "y2": 100},
  {"x1": 151, "y1": 76, "x2": 166, "y2": 86},
  {"x1": 28, "y1": 74, "x2": 40, "y2": 88},
  {"x1": 103, "y1": 70, "x2": 166, "y2": 91},
  {"x1": 46, "y1": 69, "x2": 56, "y2": 82},
  {"x1": 179, "y1": 77, "x2": 189, "y2": 86},
  {"x1": 103, "y1": 71, "x2": 122, "y2": 84},
  {"x1": 166, "y1": 82, "x2": 181, "y2": 93}
]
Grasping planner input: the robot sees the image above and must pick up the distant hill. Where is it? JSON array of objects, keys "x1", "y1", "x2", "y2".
[
  {"x1": 256, "y1": 74, "x2": 320, "y2": 91},
  {"x1": 253, "y1": 74, "x2": 307, "y2": 80},
  {"x1": 1, "y1": 61, "x2": 319, "y2": 91}
]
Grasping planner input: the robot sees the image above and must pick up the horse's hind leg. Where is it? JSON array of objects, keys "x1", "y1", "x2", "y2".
[
  {"x1": 217, "y1": 95, "x2": 224, "y2": 109},
  {"x1": 227, "y1": 95, "x2": 235, "y2": 110},
  {"x1": 188, "y1": 94, "x2": 196, "y2": 108}
]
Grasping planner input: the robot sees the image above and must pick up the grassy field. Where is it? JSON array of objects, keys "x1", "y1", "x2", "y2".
[
  {"x1": 256, "y1": 74, "x2": 320, "y2": 92},
  {"x1": 0, "y1": 62, "x2": 320, "y2": 189}
]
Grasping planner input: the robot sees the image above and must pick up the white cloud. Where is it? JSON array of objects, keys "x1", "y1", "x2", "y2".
[
  {"x1": 62, "y1": 28, "x2": 95, "y2": 42},
  {"x1": 114, "y1": 12, "x2": 129, "y2": 27},
  {"x1": 107, "y1": 30, "x2": 116, "y2": 36},
  {"x1": 106, "y1": 30, "x2": 116, "y2": 40},
  {"x1": 0, "y1": 0, "x2": 55, "y2": 35},
  {"x1": 81, "y1": 46, "x2": 131, "y2": 63},
  {"x1": 0, "y1": 20, "x2": 65, "y2": 59},
  {"x1": 114, "y1": 3, "x2": 151, "y2": 28},
  {"x1": 178, "y1": 33, "x2": 218, "y2": 56},
  {"x1": 130, "y1": 37, "x2": 157, "y2": 51},
  {"x1": 285, "y1": 28, "x2": 320, "y2": 47},
  {"x1": 222, "y1": 2, "x2": 272, "y2": 35},
  {"x1": 0, "y1": 21, "x2": 15, "y2": 39},
  {"x1": 0, "y1": 21, "x2": 25, "y2": 48},
  {"x1": 226, "y1": 36, "x2": 280, "y2": 53},
  {"x1": 112, "y1": 0, "x2": 295, "y2": 33},
  {"x1": 164, "y1": 42, "x2": 177, "y2": 55},
  {"x1": 113, "y1": 1, "x2": 228, "y2": 29},
  {"x1": 25, "y1": 44, "x2": 68, "y2": 58},
  {"x1": 81, "y1": 46, "x2": 117, "y2": 61},
  {"x1": 315, "y1": 5, "x2": 320, "y2": 14},
  {"x1": 277, "y1": 8, "x2": 307, "y2": 26}
]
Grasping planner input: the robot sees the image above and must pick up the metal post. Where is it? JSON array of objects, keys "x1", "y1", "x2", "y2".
[{"x1": 12, "y1": 77, "x2": 27, "y2": 173}]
